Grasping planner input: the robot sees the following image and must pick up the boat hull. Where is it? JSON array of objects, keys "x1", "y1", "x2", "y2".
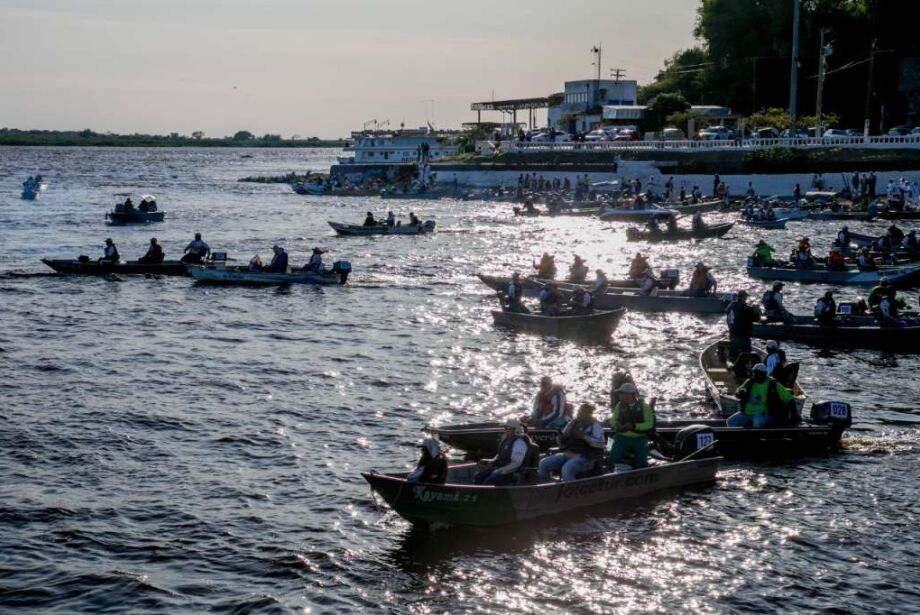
[
  {"x1": 598, "y1": 208, "x2": 678, "y2": 223},
  {"x1": 327, "y1": 221, "x2": 435, "y2": 236},
  {"x1": 626, "y1": 222, "x2": 733, "y2": 243},
  {"x1": 42, "y1": 259, "x2": 189, "y2": 276},
  {"x1": 490, "y1": 308, "x2": 625, "y2": 342},
  {"x1": 362, "y1": 459, "x2": 720, "y2": 527},
  {"x1": 751, "y1": 320, "x2": 920, "y2": 352},
  {"x1": 746, "y1": 263, "x2": 920, "y2": 288},
  {"x1": 478, "y1": 275, "x2": 727, "y2": 314},
  {"x1": 106, "y1": 211, "x2": 165, "y2": 224},
  {"x1": 737, "y1": 217, "x2": 789, "y2": 229},
  {"x1": 187, "y1": 265, "x2": 345, "y2": 285}
]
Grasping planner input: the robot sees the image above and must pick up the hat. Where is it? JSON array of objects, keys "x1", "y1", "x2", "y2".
[
  {"x1": 504, "y1": 418, "x2": 524, "y2": 436},
  {"x1": 773, "y1": 281, "x2": 784, "y2": 290},
  {"x1": 105, "y1": 238, "x2": 113, "y2": 244},
  {"x1": 419, "y1": 437, "x2": 441, "y2": 457},
  {"x1": 766, "y1": 340, "x2": 779, "y2": 350},
  {"x1": 696, "y1": 262, "x2": 705, "y2": 269},
  {"x1": 757, "y1": 240, "x2": 766, "y2": 246},
  {"x1": 312, "y1": 247, "x2": 324, "y2": 254},
  {"x1": 617, "y1": 382, "x2": 639, "y2": 394},
  {"x1": 752, "y1": 363, "x2": 768, "y2": 373},
  {"x1": 272, "y1": 244, "x2": 282, "y2": 253}
]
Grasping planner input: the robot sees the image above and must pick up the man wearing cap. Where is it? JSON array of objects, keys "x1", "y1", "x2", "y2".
[
  {"x1": 687, "y1": 262, "x2": 717, "y2": 297},
  {"x1": 751, "y1": 240, "x2": 776, "y2": 267},
  {"x1": 137, "y1": 237, "x2": 164, "y2": 265},
  {"x1": 814, "y1": 291, "x2": 837, "y2": 326},
  {"x1": 306, "y1": 247, "x2": 326, "y2": 273},
  {"x1": 607, "y1": 383, "x2": 655, "y2": 470},
  {"x1": 181, "y1": 233, "x2": 210, "y2": 264},
  {"x1": 726, "y1": 290, "x2": 761, "y2": 355},
  {"x1": 263, "y1": 245, "x2": 289, "y2": 273},
  {"x1": 525, "y1": 376, "x2": 568, "y2": 429},
  {"x1": 504, "y1": 272, "x2": 528, "y2": 313},
  {"x1": 538, "y1": 403, "x2": 606, "y2": 482},
  {"x1": 762, "y1": 282, "x2": 794, "y2": 323},
  {"x1": 100, "y1": 238, "x2": 120, "y2": 264},
  {"x1": 728, "y1": 363, "x2": 795, "y2": 428},
  {"x1": 474, "y1": 419, "x2": 534, "y2": 486},
  {"x1": 407, "y1": 438, "x2": 448, "y2": 485},
  {"x1": 764, "y1": 341, "x2": 787, "y2": 378}
]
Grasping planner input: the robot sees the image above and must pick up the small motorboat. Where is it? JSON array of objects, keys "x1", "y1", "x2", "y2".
[
  {"x1": 746, "y1": 259, "x2": 920, "y2": 288},
  {"x1": 751, "y1": 313, "x2": 920, "y2": 352},
  {"x1": 21, "y1": 175, "x2": 48, "y2": 201},
  {"x1": 625, "y1": 222, "x2": 733, "y2": 243},
  {"x1": 187, "y1": 261, "x2": 351, "y2": 285},
  {"x1": 737, "y1": 217, "x2": 790, "y2": 229},
  {"x1": 328, "y1": 220, "x2": 435, "y2": 236},
  {"x1": 490, "y1": 307, "x2": 626, "y2": 342},
  {"x1": 106, "y1": 195, "x2": 165, "y2": 224},
  {"x1": 42, "y1": 258, "x2": 188, "y2": 277}
]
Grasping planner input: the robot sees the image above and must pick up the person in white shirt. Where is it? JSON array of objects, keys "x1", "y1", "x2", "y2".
[
  {"x1": 537, "y1": 404, "x2": 607, "y2": 482},
  {"x1": 764, "y1": 340, "x2": 787, "y2": 378},
  {"x1": 182, "y1": 233, "x2": 210, "y2": 263}
]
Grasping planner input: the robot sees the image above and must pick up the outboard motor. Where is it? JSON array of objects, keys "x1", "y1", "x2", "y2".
[
  {"x1": 810, "y1": 401, "x2": 853, "y2": 430},
  {"x1": 659, "y1": 268, "x2": 680, "y2": 289},
  {"x1": 672, "y1": 424, "x2": 718, "y2": 460},
  {"x1": 332, "y1": 260, "x2": 352, "y2": 284}
]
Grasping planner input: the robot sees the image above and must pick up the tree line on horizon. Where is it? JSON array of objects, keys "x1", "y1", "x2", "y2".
[{"x1": 0, "y1": 128, "x2": 346, "y2": 147}]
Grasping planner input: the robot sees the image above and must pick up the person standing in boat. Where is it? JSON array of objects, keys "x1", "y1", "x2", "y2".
[
  {"x1": 137, "y1": 238, "x2": 164, "y2": 265},
  {"x1": 524, "y1": 376, "x2": 568, "y2": 429},
  {"x1": 835, "y1": 226, "x2": 851, "y2": 249},
  {"x1": 537, "y1": 403, "x2": 606, "y2": 482},
  {"x1": 687, "y1": 262, "x2": 717, "y2": 297},
  {"x1": 181, "y1": 233, "x2": 210, "y2": 264},
  {"x1": 764, "y1": 341, "x2": 787, "y2": 379},
  {"x1": 100, "y1": 238, "x2": 120, "y2": 264},
  {"x1": 503, "y1": 272, "x2": 528, "y2": 313},
  {"x1": 592, "y1": 269, "x2": 609, "y2": 294},
  {"x1": 264, "y1": 245, "x2": 288, "y2": 273},
  {"x1": 814, "y1": 291, "x2": 837, "y2": 326},
  {"x1": 728, "y1": 363, "x2": 795, "y2": 428},
  {"x1": 533, "y1": 253, "x2": 557, "y2": 279},
  {"x1": 607, "y1": 382, "x2": 655, "y2": 471},
  {"x1": 474, "y1": 419, "x2": 534, "y2": 486},
  {"x1": 567, "y1": 255, "x2": 589, "y2": 283},
  {"x1": 407, "y1": 438, "x2": 448, "y2": 485},
  {"x1": 726, "y1": 290, "x2": 761, "y2": 356}
]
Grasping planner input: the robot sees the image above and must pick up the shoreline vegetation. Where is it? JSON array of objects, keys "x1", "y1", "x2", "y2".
[{"x1": 0, "y1": 128, "x2": 346, "y2": 148}]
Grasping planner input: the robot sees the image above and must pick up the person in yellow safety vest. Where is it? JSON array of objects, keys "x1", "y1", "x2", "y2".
[
  {"x1": 727, "y1": 363, "x2": 795, "y2": 428},
  {"x1": 607, "y1": 382, "x2": 655, "y2": 470}
]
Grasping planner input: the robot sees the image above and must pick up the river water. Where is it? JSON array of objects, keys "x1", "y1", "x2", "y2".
[{"x1": 1, "y1": 147, "x2": 918, "y2": 613}]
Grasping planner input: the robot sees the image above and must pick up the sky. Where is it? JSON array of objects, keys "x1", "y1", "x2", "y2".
[{"x1": 0, "y1": 0, "x2": 699, "y2": 138}]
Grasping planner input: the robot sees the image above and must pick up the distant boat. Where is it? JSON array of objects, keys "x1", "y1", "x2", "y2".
[
  {"x1": 106, "y1": 194, "x2": 165, "y2": 224},
  {"x1": 21, "y1": 175, "x2": 47, "y2": 201}
]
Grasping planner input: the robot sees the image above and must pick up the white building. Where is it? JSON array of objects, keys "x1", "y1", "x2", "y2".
[
  {"x1": 548, "y1": 79, "x2": 638, "y2": 133},
  {"x1": 342, "y1": 128, "x2": 459, "y2": 165}
]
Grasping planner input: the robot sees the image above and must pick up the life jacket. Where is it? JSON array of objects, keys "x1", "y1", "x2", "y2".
[
  {"x1": 762, "y1": 290, "x2": 779, "y2": 310},
  {"x1": 535, "y1": 386, "x2": 564, "y2": 418},
  {"x1": 616, "y1": 401, "x2": 654, "y2": 435},
  {"x1": 495, "y1": 434, "x2": 526, "y2": 467},
  {"x1": 828, "y1": 252, "x2": 846, "y2": 268},
  {"x1": 738, "y1": 377, "x2": 795, "y2": 423},
  {"x1": 560, "y1": 420, "x2": 603, "y2": 459}
]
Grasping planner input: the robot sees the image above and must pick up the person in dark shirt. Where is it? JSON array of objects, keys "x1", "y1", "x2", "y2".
[
  {"x1": 264, "y1": 245, "x2": 288, "y2": 273},
  {"x1": 137, "y1": 238, "x2": 164, "y2": 264},
  {"x1": 726, "y1": 290, "x2": 762, "y2": 356},
  {"x1": 407, "y1": 438, "x2": 448, "y2": 484}
]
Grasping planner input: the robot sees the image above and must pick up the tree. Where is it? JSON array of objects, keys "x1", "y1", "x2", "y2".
[
  {"x1": 454, "y1": 126, "x2": 489, "y2": 153},
  {"x1": 645, "y1": 93, "x2": 691, "y2": 132},
  {"x1": 261, "y1": 133, "x2": 282, "y2": 141},
  {"x1": 232, "y1": 130, "x2": 254, "y2": 141},
  {"x1": 192, "y1": 131, "x2": 205, "y2": 140}
]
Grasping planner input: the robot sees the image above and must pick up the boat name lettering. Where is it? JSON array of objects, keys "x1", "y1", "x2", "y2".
[
  {"x1": 555, "y1": 472, "x2": 659, "y2": 501},
  {"x1": 412, "y1": 486, "x2": 478, "y2": 504}
]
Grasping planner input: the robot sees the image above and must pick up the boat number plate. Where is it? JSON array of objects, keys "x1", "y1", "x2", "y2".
[
  {"x1": 838, "y1": 304, "x2": 852, "y2": 315},
  {"x1": 829, "y1": 402, "x2": 849, "y2": 419},
  {"x1": 696, "y1": 433, "x2": 715, "y2": 448}
]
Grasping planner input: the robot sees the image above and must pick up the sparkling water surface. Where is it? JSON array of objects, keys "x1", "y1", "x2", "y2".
[{"x1": 1, "y1": 147, "x2": 918, "y2": 613}]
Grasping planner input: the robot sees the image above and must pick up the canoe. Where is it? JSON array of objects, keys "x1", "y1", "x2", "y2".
[
  {"x1": 490, "y1": 307, "x2": 625, "y2": 342},
  {"x1": 737, "y1": 217, "x2": 789, "y2": 229},
  {"x1": 362, "y1": 457, "x2": 720, "y2": 527},
  {"x1": 666, "y1": 199, "x2": 725, "y2": 215},
  {"x1": 625, "y1": 222, "x2": 733, "y2": 243},
  {"x1": 42, "y1": 258, "x2": 188, "y2": 276},
  {"x1": 513, "y1": 207, "x2": 599, "y2": 217},
  {"x1": 598, "y1": 207, "x2": 679, "y2": 223},
  {"x1": 106, "y1": 211, "x2": 165, "y2": 224},
  {"x1": 478, "y1": 274, "x2": 728, "y2": 314},
  {"x1": 751, "y1": 315, "x2": 920, "y2": 352},
  {"x1": 807, "y1": 210, "x2": 875, "y2": 221},
  {"x1": 771, "y1": 208, "x2": 810, "y2": 221},
  {"x1": 700, "y1": 340, "x2": 807, "y2": 417},
  {"x1": 878, "y1": 209, "x2": 920, "y2": 220},
  {"x1": 328, "y1": 220, "x2": 435, "y2": 236},
  {"x1": 186, "y1": 264, "x2": 348, "y2": 285},
  {"x1": 746, "y1": 261, "x2": 920, "y2": 288},
  {"x1": 428, "y1": 411, "x2": 850, "y2": 460}
]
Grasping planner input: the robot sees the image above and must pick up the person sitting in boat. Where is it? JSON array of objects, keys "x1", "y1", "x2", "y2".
[
  {"x1": 797, "y1": 236, "x2": 812, "y2": 253},
  {"x1": 537, "y1": 403, "x2": 606, "y2": 482},
  {"x1": 764, "y1": 204, "x2": 776, "y2": 220},
  {"x1": 248, "y1": 255, "x2": 263, "y2": 271},
  {"x1": 100, "y1": 238, "x2": 120, "y2": 264},
  {"x1": 903, "y1": 230, "x2": 919, "y2": 252},
  {"x1": 814, "y1": 291, "x2": 838, "y2": 326},
  {"x1": 607, "y1": 382, "x2": 655, "y2": 471},
  {"x1": 727, "y1": 363, "x2": 795, "y2": 429},
  {"x1": 762, "y1": 282, "x2": 794, "y2": 324},
  {"x1": 665, "y1": 215, "x2": 678, "y2": 234},
  {"x1": 638, "y1": 269, "x2": 658, "y2": 297},
  {"x1": 691, "y1": 211, "x2": 705, "y2": 231},
  {"x1": 568, "y1": 256, "x2": 589, "y2": 283},
  {"x1": 522, "y1": 198, "x2": 536, "y2": 213},
  {"x1": 867, "y1": 278, "x2": 890, "y2": 313},
  {"x1": 628, "y1": 253, "x2": 650, "y2": 280},
  {"x1": 726, "y1": 290, "x2": 761, "y2": 356},
  {"x1": 386, "y1": 211, "x2": 396, "y2": 227},
  {"x1": 751, "y1": 240, "x2": 776, "y2": 267},
  {"x1": 138, "y1": 199, "x2": 150, "y2": 213},
  {"x1": 825, "y1": 247, "x2": 847, "y2": 271},
  {"x1": 409, "y1": 212, "x2": 421, "y2": 226},
  {"x1": 182, "y1": 233, "x2": 210, "y2": 264},
  {"x1": 407, "y1": 438, "x2": 448, "y2": 485},
  {"x1": 304, "y1": 247, "x2": 326, "y2": 273},
  {"x1": 137, "y1": 238, "x2": 164, "y2": 265},
  {"x1": 592, "y1": 269, "x2": 609, "y2": 294},
  {"x1": 569, "y1": 288, "x2": 594, "y2": 315},
  {"x1": 687, "y1": 262, "x2": 717, "y2": 297},
  {"x1": 691, "y1": 185, "x2": 702, "y2": 203},
  {"x1": 524, "y1": 376, "x2": 568, "y2": 429},
  {"x1": 363, "y1": 211, "x2": 377, "y2": 227},
  {"x1": 746, "y1": 182, "x2": 756, "y2": 199},
  {"x1": 263, "y1": 245, "x2": 288, "y2": 273},
  {"x1": 123, "y1": 197, "x2": 134, "y2": 211},
  {"x1": 537, "y1": 283, "x2": 562, "y2": 316},
  {"x1": 533, "y1": 253, "x2": 557, "y2": 279},
  {"x1": 791, "y1": 246, "x2": 815, "y2": 269},
  {"x1": 876, "y1": 287, "x2": 907, "y2": 328},
  {"x1": 856, "y1": 248, "x2": 878, "y2": 271},
  {"x1": 679, "y1": 187, "x2": 687, "y2": 203},
  {"x1": 835, "y1": 226, "x2": 851, "y2": 249},
  {"x1": 887, "y1": 224, "x2": 905, "y2": 245},
  {"x1": 764, "y1": 340, "x2": 787, "y2": 379},
  {"x1": 473, "y1": 419, "x2": 535, "y2": 486},
  {"x1": 504, "y1": 272, "x2": 528, "y2": 313}
]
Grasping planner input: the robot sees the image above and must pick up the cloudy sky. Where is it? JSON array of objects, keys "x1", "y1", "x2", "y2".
[{"x1": 0, "y1": 0, "x2": 698, "y2": 138}]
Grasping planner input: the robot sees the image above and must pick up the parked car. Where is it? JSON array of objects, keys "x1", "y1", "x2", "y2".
[
  {"x1": 530, "y1": 131, "x2": 570, "y2": 143},
  {"x1": 697, "y1": 126, "x2": 734, "y2": 141},
  {"x1": 752, "y1": 127, "x2": 780, "y2": 139},
  {"x1": 911, "y1": 127, "x2": 920, "y2": 136},
  {"x1": 779, "y1": 128, "x2": 809, "y2": 139},
  {"x1": 585, "y1": 129, "x2": 610, "y2": 142},
  {"x1": 823, "y1": 128, "x2": 850, "y2": 138},
  {"x1": 613, "y1": 129, "x2": 641, "y2": 142},
  {"x1": 888, "y1": 125, "x2": 912, "y2": 136},
  {"x1": 661, "y1": 127, "x2": 687, "y2": 140}
]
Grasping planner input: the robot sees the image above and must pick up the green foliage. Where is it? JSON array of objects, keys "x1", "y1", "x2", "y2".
[
  {"x1": 454, "y1": 126, "x2": 490, "y2": 154},
  {"x1": 232, "y1": 130, "x2": 254, "y2": 141},
  {"x1": 645, "y1": 93, "x2": 691, "y2": 132},
  {"x1": 746, "y1": 108, "x2": 839, "y2": 130},
  {"x1": 0, "y1": 128, "x2": 346, "y2": 148}
]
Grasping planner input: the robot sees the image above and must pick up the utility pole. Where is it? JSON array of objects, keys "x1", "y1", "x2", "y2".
[
  {"x1": 610, "y1": 68, "x2": 626, "y2": 83},
  {"x1": 863, "y1": 0, "x2": 879, "y2": 137},
  {"x1": 789, "y1": 0, "x2": 801, "y2": 132},
  {"x1": 816, "y1": 28, "x2": 832, "y2": 138}
]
